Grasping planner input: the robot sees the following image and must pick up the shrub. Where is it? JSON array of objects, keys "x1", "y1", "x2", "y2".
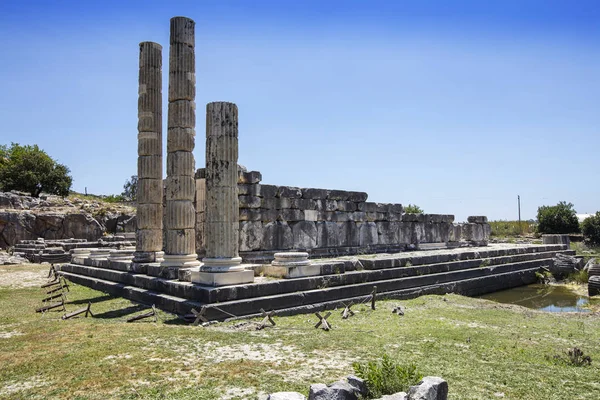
[
  {"x1": 567, "y1": 269, "x2": 588, "y2": 284},
  {"x1": 489, "y1": 220, "x2": 536, "y2": 237},
  {"x1": 404, "y1": 204, "x2": 423, "y2": 214},
  {"x1": 581, "y1": 212, "x2": 600, "y2": 245},
  {"x1": 536, "y1": 201, "x2": 579, "y2": 234},
  {"x1": 352, "y1": 354, "x2": 422, "y2": 398}
]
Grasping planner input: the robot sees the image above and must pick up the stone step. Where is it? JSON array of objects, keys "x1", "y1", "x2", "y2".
[
  {"x1": 59, "y1": 248, "x2": 569, "y2": 305},
  {"x1": 59, "y1": 265, "x2": 541, "y2": 319}
]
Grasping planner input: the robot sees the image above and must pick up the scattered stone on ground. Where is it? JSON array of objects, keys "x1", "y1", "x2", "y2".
[{"x1": 0, "y1": 251, "x2": 29, "y2": 265}]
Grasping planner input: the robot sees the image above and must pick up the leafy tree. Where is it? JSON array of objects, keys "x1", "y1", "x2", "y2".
[
  {"x1": 0, "y1": 143, "x2": 72, "y2": 197},
  {"x1": 581, "y1": 212, "x2": 600, "y2": 245},
  {"x1": 121, "y1": 175, "x2": 138, "y2": 201},
  {"x1": 404, "y1": 204, "x2": 424, "y2": 214},
  {"x1": 536, "y1": 201, "x2": 580, "y2": 234}
]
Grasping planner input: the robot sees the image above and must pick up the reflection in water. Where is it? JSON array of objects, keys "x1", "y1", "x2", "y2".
[{"x1": 480, "y1": 284, "x2": 596, "y2": 313}]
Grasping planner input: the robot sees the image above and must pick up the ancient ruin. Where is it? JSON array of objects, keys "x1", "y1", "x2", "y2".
[{"x1": 54, "y1": 16, "x2": 575, "y2": 320}]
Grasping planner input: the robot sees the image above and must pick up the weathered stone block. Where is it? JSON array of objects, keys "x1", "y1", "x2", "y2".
[
  {"x1": 168, "y1": 42, "x2": 194, "y2": 71},
  {"x1": 376, "y1": 203, "x2": 392, "y2": 213},
  {"x1": 398, "y1": 222, "x2": 415, "y2": 244},
  {"x1": 262, "y1": 221, "x2": 293, "y2": 250},
  {"x1": 165, "y1": 176, "x2": 195, "y2": 201},
  {"x1": 164, "y1": 228, "x2": 196, "y2": 254},
  {"x1": 290, "y1": 198, "x2": 318, "y2": 210},
  {"x1": 277, "y1": 198, "x2": 292, "y2": 209},
  {"x1": 136, "y1": 229, "x2": 162, "y2": 252},
  {"x1": 366, "y1": 212, "x2": 377, "y2": 222},
  {"x1": 331, "y1": 212, "x2": 350, "y2": 222},
  {"x1": 238, "y1": 170, "x2": 262, "y2": 184},
  {"x1": 439, "y1": 222, "x2": 451, "y2": 242},
  {"x1": 316, "y1": 221, "x2": 341, "y2": 248},
  {"x1": 358, "y1": 202, "x2": 378, "y2": 212},
  {"x1": 238, "y1": 183, "x2": 260, "y2": 196},
  {"x1": 427, "y1": 214, "x2": 444, "y2": 224},
  {"x1": 302, "y1": 188, "x2": 329, "y2": 200},
  {"x1": 449, "y1": 224, "x2": 461, "y2": 242},
  {"x1": 166, "y1": 151, "x2": 195, "y2": 177},
  {"x1": 375, "y1": 212, "x2": 387, "y2": 221},
  {"x1": 137, "y1": 204, "x2": 163, "y2": 230},
  {"x1": 377, "y1": 222, "x2": 399, "y2": 245},
  {"x1": 338, "y1": 221, "x2": 360, "y2": 246},
  {"x1": 402, "y1": 213, "x2": 426, "y2": 223},
  {"x1": 137, "y1": 178, "x2": 163, "y2": 204},
  {"x1": 349, "y1": 211, "x2": 366, "y2": 222},
  {"x1": 138, "y1": 111, "x2": 162, "y2": 132},
  {"x1": 324, "y1": 200, "x2": 338, "y2": 211},
  {"x1": 139, "y1": 41, "x2": 162, "y2": 68},
  {"x1": 304, "y1": 210, "x2": 319, "y2": 222},
  {"x1": 138, "y1": 132, "x2": 162, "y2": 156},
  {"x1": 461, "y1": 223, "x2": 484, "y2": 241},
  {"x1": 261, "y1": 198, "x2": 277, "y2": 210},
  {"x1": 359, "y1": 222, "x2": 378, "y2": 246},
  {"x1": 336, "y1": 201, "x2": 358, "y2": 212},
  {"x1": 260, "y1": 209, "x2": 279, "y2": 222},
  {"x1": 138, "y1": 155, "x2": 162, "y2": 179},
  {"x1": 390, "y1": 203, "x2": 403, "y2": 214},
  {"x1": 327, "y1": 190, "x2": 350, "y2": 201},
  {"x1": 167, "y1": 100, "x2": 195, "y2": 129},
  {"x1": 408, "y1": 376, "x2": 448, "y2": 400},
  {"x1": 424, "y1": 223, "x2": 441, "y2": 243},
  {"x1": 441, "y1": 214, "x2": 455, "y2": 223},
  {"x1": 239, "y1": 222, "x2": 263, "y2": 251},
  {"x1": 168, "y1": 70, "x2": 195, "y2": 102},
  {"x1": 165, "y1": 201, "x2": 196, "y2": 229},
  {"x1": 239, "y1": 208, "x2": 261, "y2": 221},
  {"x1": 282, "y1": 209, "x2": 304, "y2": 222},
  {"x1": 278, "y1": 186, "x2": 302, "y2": 198},
  {"x1": 347, "y1": 191, "x2": 368, "y2": 202},
  {"x1": 291, "y1": 221, "x2": 317, "y2": 249},
  {"x1": 467, "y1": 216, "x2": 488, "y2": 224},
  {"x1": 259, "y1": 184, "x2": 278, "y2": 198},
  {"x1": 239, "y1": 195, "x2": 261, "y2": 209}
]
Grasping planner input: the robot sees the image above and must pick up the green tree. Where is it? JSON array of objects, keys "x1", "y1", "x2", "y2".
[
  {"x1": 581, "y1": 212, "x2": 600, "y2": 245},
  {"x1": 404, "y1": 204, "x2": 424, "y2": 214},
  {"x1": 121, "y1": 175, "x2": 138, "y2": 201},
  {"x1": 0, "y1": 143, "x2": 72, "y2": 197},
  {"x1": 536, "y1": 201, "x2": 580, "y2": 234}
]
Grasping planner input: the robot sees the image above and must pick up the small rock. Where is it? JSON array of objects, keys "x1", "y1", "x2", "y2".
[
  {"x1": 308, "y1": 381, "x2": 358, "y2": 400},
  {"x1": 268, "y1": 392, "x2": 306, "y2": 400},
  {"x1": 346, "y1": 375, "x2": 368, "y2": 397},
  {"x1": 408, "y1": 376, "x2": 448, "y2": 400},
  {"x1": 380, "y1": 393, "x2": 408, "y2": 400}
]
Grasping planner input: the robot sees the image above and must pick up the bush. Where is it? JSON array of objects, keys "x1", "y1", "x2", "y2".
[
  {"x1": 352, "y1": 354, "x2": 422, "y2": 398},
  {"x1": 536, "y1": 201, "x2": 579, "y2": 234},
  {"x1": 567, "y1": 269, "x2": 588, "y2": 284},
  {"x1": 0, "y1": 143, "x2": 72, "y2": 197},
  {"x1": 404, "y1": 204, "x2": 423, "y2": 214},
  {"x1": 489, "y1": 220, "x2": 536, "y2": 237},
  {"x1": 581, "y1": 212, "x2": 600, "y2": 245}
]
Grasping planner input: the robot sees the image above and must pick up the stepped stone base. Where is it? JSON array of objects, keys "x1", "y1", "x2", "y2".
[{"x1": 191, "y1": 269, "x2": 254, "y2": 286}]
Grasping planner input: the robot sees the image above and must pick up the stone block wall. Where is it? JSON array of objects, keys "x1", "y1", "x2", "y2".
[{"x1": 194, "y1": 169, "x2": 491, "y2": 256}]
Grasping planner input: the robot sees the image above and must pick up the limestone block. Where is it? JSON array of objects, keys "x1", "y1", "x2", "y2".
[
  {"x1": 375, "y1": 212, "x2": 387, "y2": 221},
  {"x1": 206, "y1": 135, "x2": 239, "y2": 163},
  {"x1": 402, "y1": 213, "x2": 426, "y2": 223},
  {"x1": 441, "y1": 214, "x2": 455, "y2": 223},
  {"x1": 137, "y1": 178, "x2": 163, "y2": 204},
  {"x1": 138, "y1": 155, "x2": 162, "y2": 179},
  {"x1": 204, "y1": 221, "x2": 239, "y2": 257},
  {"x1": 138, "y1": 68, "x2": 162, "y2": 91},
  {"x1": 136, "y1": 229, "x2": 163, "y2": 252},
  {"x1": 239, "y1": 195, "x2": 261, "y2": 209},
  {"x1": 192, "y1": 270, "x2": 254, "y2": 286},
  {"x1": 349, "y1": 211, "x2": 366, "y2": 222},
  {"x1": 347, "y1": 191, "x2": 368, "y2": 202},
  {"x1": 377, "y1": 222, "x2": 399, "y2": 245},
  {"x1": 390, "y1": 203, "x2": 403, "y2": 214},
  {"x1": 138, "y1": 132, "x2": 162, "y2": 156},
  {"x1": 278, "y1": 186, "x2": 302, "y2": 198},
  {"x1": 424, "y1": 223, "x2": 441, "y2": 243},
  {"x1": 262, "y1": 221, "x2": 293, "y2": 250},
  {"x1": 167, "y1": 151, "x2": 195, "y2": 176},
  {"x1": 376, "y1": 203, "x2": 392, "y2": 213},
  {"x1": 291, "y1": 221, "x2": 318, "y2": 249},
  {"x1": 313, "y1": 200, "x2": 324, "y2": 211},
  {"x1": 260, "y1": 184, "x2": 278, "y2": 198},
  {"x1": 165, "y1": 176, "x2": 195, "y2": 200},
  {"x1": 260, "y1": 209, "x2": 278, "y2": 222},
  {"x1": 358, "y1": 202, "x2": 378, "y2": 212},
  {"x1": 137, "y1": 204, "x2": 163, "y2": 230},
  {"x1": 282, "y1": 209, "x2": 304, "y2": 222},
  {"x1": 168, "y1": 100, "x2": 195, "y2": 129},
  {"x1": 138, "y1": 111, "x2": 162, "y2": 132},
  {"x1": 195, "y1": 168, "x2": 206, "y2": 179},
  {"x1": 167, "y1": 127, "x2": 195, "y2": 152},
  {"x1": 239, "y1": 221, "x2": 263, "y2": 251},
  {"x1": 398, "y1": 222, "x2": 415, "y2": 244},
  {"x1": 261, "y1": 198, "x2": 277, "y2": 210},
  {"x1": 426, "y1": 214, "x2": 444, "y2": 224},
  {"x1": 338, "y1": 221, "x2": 360, "y2": 246},
  {"x1": 195, "y1": 212, "x2": 204, "y2": 251},
  {"x1": 238, "y1": 171, "x2": 262, "y2": 184},
  {"x1": 238, "y1": 183, "x2": 260, "y2": 196},
  {"x1": 483, "y1": 223, "x2": 491, "y2": 240},
  {"x1": 165, "y1": 201, "x2": 196, "y2": 229},
  {"x1": 277, "y1": 198, "x2": 291, "y2": 209},
  {"x1": 168, "y1": 42, "x2": 194, "y2": 72},
  {"x1": 461, "y1": 223, "x2": 484, "y2": 241},
  {"x1": 239, "y1": 209, "x2": 262, "y2": 221},
  {"x1": 205, "y1": 162, "x2": 238, "y2": 188},
  {"x1": 324, "y1": 200, "x2": 338, "y2": 211},
  {"x1": 304, "y1": 210, "x2": 318, "y2": 222},
  {"x1": 413, "y1": 222, "x2": 426, "y2": 243},
  {"x1": 327, "y1": 190, "x2": 350, "y2": 200},
  {"x1": 316, "y1": 221, "x2": 341, "y2": 248},
  {"x1": 336, "y1": 201, "x2": 357, "y2": 212},
  {"x1": 290, "y1": 198, "x2": 318, "y2": 210},
  {"x1": 439, "y1": 222, "x2": 452, "y2": 242},
  {"x1": 205, "y1": 188, "x2": 238, "y2": 223},
  {"x1": 302, "y1": 188, "x2": 329, "y2": 200},
  {"x1": 467, "y1": 216, "x2": 488, "y2": 224},
  {"x1": 170, "y1": 16, "x2": 195, "y2": 44},
  {"x1": 449, "y1": 224, "x2": 462, "y2": 242},
  {"x1": 331, "y1": 212, "x2": 350, "y2": 223},
  {"x1": 366, "y1": 212, "x2": 377, "y2": 222},
  {"x1": 138, "y1": 89, "x2": 162, "y2": 114},
  {"x1": 168, "y1": 70, "x2": 195, "y2": 101},
  {"x1": 386, "y1": 212, "x2": 402, "y2": 222}
]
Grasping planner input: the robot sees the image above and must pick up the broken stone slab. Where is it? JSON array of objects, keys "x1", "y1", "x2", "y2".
[
  {"x1": 268, "y1": 393, "x2": 306, "y2": 400},
  {"x1": 467, "y1": 216, "x2": 488, "y2": 224},
  {"x1": 291, "y1": 221, "x2": 318, "y2": 249},
  {"x1": 238, "y1": 170, "x2": 262, "y2": 184},
  {"x1": 589, "y1": 276, "x2": 600, "y2": 297},
  {"x1": 308, "y1": 381, "x2": 358, "y2": 400},
  {"x1": 302, "y1": 188, "x2": 330, "y2": 200},
  {"x1": 259, "y1": 184, "x2": 279, "y2": 198},
  {"x1": 278, "y1": 186, "x2": 303, "y2": 198},
  {"x1": 191, "y1": 268, "x2": 254, "y2": 286},
  {"x1": 264, "y1": 252, "x2": 320, "y2": 279},
  {"x1": 407, "y1": 376, "x2": 448, "y2": 400},
  {"x1": 542, "y1": 234, "x2": 570, "y2": 247}
]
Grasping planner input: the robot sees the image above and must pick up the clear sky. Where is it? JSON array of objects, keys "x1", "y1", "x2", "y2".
[{"x1": 0, "y1": 0, "x2": 598, "y2": 222}]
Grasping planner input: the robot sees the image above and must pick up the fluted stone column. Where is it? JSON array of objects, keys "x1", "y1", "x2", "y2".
[
  {"x1": 162, "y1": 17, "x2": 200, "y2": 268},
  {"x1": 201, "y1": 102, "x2": 243, "y2": 272},
  {"x1": 133, "y1": 41, "x2": 164, "y2": 265}
]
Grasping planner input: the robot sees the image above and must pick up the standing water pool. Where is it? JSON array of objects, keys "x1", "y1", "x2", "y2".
[{"x1": 479, "y1": 284, "x2": 598, "y2": 313}]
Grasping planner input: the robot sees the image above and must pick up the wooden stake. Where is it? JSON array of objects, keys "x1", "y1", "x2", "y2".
[
  {"x1": 41, "y1": 292, "x2": 66, "y2": 303},
  {"x1": 341, "y1": 301, "x2": 355, "y2": 319},
  {"x1": 256, "y1": 308, "x2": 276, "y2": 330},
  {"x1": 371, "y1": 286, "x2": 377, "y2": 310},
  {"x1": 187, "y1": 307, "x2": 208, "y2": 326},
  {"x1": 36, "y1": 300, "x2": 65, "y2": 313},
  {"x1": 62, "y1": 302, "x2": 93, "y2": 320},
  {"x1": 315, "y1": 311, "x2": 332, "y2": 331},
  {"x1": 126, "y1": 305, "x2": 158, "y2": 323}
]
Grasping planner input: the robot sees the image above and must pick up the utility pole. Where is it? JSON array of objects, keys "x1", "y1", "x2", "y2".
[{"x1": 518, "y1": 195, "x2": 522, "y2": 235}]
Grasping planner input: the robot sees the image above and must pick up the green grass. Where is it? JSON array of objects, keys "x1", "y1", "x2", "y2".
[
  {"x1": 1, "y1": 264, "x2": 600, "y2": 399},
  {"x1": 489, "y1": 220, "x2": 536, "y2": 238}
]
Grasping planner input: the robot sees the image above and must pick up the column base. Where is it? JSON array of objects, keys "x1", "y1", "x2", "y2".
[
  {"x1": 133, "y1": 251, "x2": 165, "y2": 264},
  {"x1": 161, "y1": 253, "x2": 201, "y2": 268},
  {"x1": 191, "y1": 269, "x2": 254, "y2": 287},
  {"x1": 201, "y1": 257, "x2": 243, "y2": 272}
]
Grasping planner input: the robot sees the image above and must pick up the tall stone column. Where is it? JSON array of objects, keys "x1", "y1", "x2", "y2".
[
  {"x1": 161, "y1": 17, "x2": 200, "y2": 268},
  {"x1": 201, "y1": 102, "x2": 243, "y2": 270},
  {"x1": 133, "y1": 41, "x2": 164, "y2": 265}
]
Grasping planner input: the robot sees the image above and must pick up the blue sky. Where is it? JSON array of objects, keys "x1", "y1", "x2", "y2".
[{"x1": 0, "y1": 0, "x2": 598, "y2": 221}]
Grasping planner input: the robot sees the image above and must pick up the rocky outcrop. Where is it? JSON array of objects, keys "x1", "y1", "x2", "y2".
[{"x1": 0, "y1": 192, "x2": 136, "y2": 249}]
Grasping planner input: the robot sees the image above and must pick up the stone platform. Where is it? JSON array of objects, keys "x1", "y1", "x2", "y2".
[{"x1": 57, "y1": 243, "x2": 573, "y2": 321}]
